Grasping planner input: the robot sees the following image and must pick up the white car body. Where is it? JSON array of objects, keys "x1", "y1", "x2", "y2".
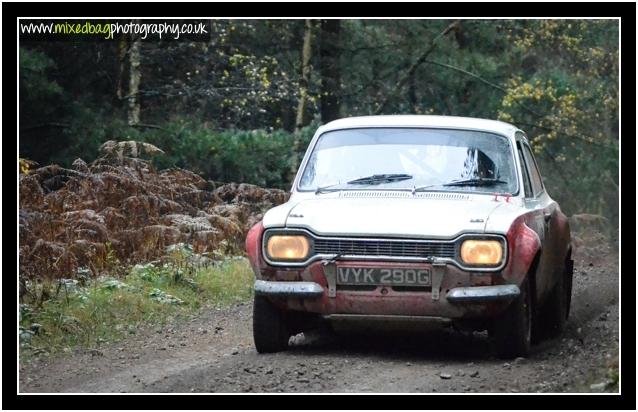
[{"x1": 264, "y1": 115, "x2": 544, "y2": 239}]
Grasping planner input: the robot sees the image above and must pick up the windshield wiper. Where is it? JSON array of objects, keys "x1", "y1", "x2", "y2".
[
  {"x1": 412, "y1": 183, "x2": 445, "y2": 193},
  {"x1": 347, "y1": 173, "x2": 413, "y2": 185},
  {"x1": 315, "y1": 173, "x2": 414, "y2": 194},
  {"x1": 315, "y1": 182, "x2": 347, "y2": 194},
  {"x1": 442, "y1": 178, "x2": 508, "y2": 187}
]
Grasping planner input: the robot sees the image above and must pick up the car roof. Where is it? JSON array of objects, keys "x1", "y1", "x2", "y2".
[{"x1": 318, "y1": 115, "x2": 520, "y2": 137}]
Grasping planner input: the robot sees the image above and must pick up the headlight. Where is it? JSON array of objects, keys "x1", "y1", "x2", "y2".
[
  {"x1": 266, "y1": 235, "x2": 310, "y2": 261},
  {"x1": 460, "y1": 239, "x2": 503, "y2": 266}
]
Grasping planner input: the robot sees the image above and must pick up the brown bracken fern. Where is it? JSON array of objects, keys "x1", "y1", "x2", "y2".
[{"x1": 19, "y1": 141, "x2": 289, "y2": 282}]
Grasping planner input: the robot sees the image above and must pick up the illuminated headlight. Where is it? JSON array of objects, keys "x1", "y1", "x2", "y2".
[
  {"x1": 460, "y1": 239, "x2": 504, "y2": 266},
  {"x1": 266, "y1": 235, "x2": 310, "y2": 261}
]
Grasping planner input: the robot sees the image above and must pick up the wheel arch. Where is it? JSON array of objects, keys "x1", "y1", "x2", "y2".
[{"x1": 503, "y1": 216, "x2": 542, "y2": 286}]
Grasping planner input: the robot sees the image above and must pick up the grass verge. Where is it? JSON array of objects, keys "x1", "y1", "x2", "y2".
[{"x1": 19, "y1": 255, "x2": 254, "y2": 360}]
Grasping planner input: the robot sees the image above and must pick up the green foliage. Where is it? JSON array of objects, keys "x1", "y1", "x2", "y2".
[
  {"x1": 152, "y1": 121, "x2": 316, "y2": 188},
  {"x1": 19, "y1": 47, "x2": 68, "y2": 161},
  {"x1": 48, "y1": 113, "x2": 318, "y2": 189},
  {"x1": 56, "y1": 106, "x2": 132, "y2": 165},
  {"x1": 495, "y1": 20, "x2": 619, "y2": 224},
  {"x1": 20, "y1": 257, "x2": 254, "y2": 357},
  {"x1": 19, "y1": 20, "x2": 619, "y2": 223},
  {"x1": 19, "y1": 48, "x2": 63, "y2": 99}
]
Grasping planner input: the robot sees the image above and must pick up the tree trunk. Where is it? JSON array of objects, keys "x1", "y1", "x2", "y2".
[
  {"x1": 127, "y1": 34, "x2": 142, "y2": 126},
  {"x1": 319, "y1": 19, "x2": 341, "y2": 123},
  {"x1": 116, "y1": 36, "x2": 128, "y2": 102},
  {"x1": 294, "y1": 20, "x2": 314, "y2": 133},
  {"x1": 453, "y1": 21, "x2": 468, "y2": 49},
  {"x1": 290, "y1": 20, "x2": 314, "y2": 179}
]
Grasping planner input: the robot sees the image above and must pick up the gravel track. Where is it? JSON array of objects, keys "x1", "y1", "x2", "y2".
[{"x1": 19, "y1": 250, "x2": 619, "y2": 393}]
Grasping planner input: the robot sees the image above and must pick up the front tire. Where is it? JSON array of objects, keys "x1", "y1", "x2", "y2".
[
  {"x1": 541, "y1": 258, "x2": 572, "y2": 338},
  {"x1": 253, "y1": 295, "x2": 290, "y2": 353},
  {"x1": 491, "y1": 277, "x2": 532, "y2": 359}
]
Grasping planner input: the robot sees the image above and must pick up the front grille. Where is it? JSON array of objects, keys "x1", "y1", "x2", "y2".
[{"x1": 313, "y1": 238, "x2": 456, "y2": 259}]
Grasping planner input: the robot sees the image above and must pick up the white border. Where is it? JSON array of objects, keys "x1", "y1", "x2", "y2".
[{"x1": 14, "y1": 16, "x2": 622, "y2": 397}]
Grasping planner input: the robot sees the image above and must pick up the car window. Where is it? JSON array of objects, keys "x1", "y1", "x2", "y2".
[
  {"x1": 298, "y1": 128, "x2": 519, "y2": 195},
  {"x1": 517, "y1": 143, "x2": 533, "y2": 198},
  {"x1": 521, "y1": 143, "x2": 544, "y2": 196}
]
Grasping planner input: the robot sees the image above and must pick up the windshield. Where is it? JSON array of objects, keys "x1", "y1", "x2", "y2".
[{"x1": 298, "y1": 127, "x2": 518, "y2": 194}]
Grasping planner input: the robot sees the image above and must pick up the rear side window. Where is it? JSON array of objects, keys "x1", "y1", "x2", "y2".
[
  {"x1": 517, "y1": 144, "x2": 533, "y2": 198},
  {"x1": 521, "y1": 143, "x2": 544, "y2": 196}
]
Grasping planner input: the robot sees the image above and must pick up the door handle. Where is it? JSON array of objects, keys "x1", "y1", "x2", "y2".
[{"x1": 543, "y1": 211, "x2": 552, "y2": 223}]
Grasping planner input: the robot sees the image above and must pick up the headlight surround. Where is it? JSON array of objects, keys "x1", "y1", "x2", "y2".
[
  {"x1": 266, "y1": 235, "x2": 311, "y2": 261},
  {"x1": 460, "y1": 239, "x2": 504, "y2": 266}
]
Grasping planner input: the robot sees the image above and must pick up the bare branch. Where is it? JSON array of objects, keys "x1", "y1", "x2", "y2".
[{"x1": 374, "y1": 20, "x2": 460, "y2": 115}]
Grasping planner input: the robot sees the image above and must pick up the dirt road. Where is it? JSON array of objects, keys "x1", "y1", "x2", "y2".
[{"x1": 19, "y1": 249, "x2": 619, "y2": 393}]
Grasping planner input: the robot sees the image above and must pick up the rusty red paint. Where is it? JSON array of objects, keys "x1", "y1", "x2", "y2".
[
  {"x1": 247, "y1": 217, "x2": 545, "y2": 319},
  {"x1": 501, "y1": 214, "x2": 541, "y2": 285},
  {"x1": 245, "y1": 221, "x2": 264, "y2": 274},
  {"x1": 246, "y1": 221, "x2": 280, "y2": 281},
  {"x1": 269, "y1": 260, "x2": 507, "y2": 318}
]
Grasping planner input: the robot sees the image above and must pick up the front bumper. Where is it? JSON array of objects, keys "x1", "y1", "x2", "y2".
[
  {"x1": 255, "y1": 259, "x2": 520, "y2": 319},
  {"x1": 255, "y1": 280, "x2": 519, "y2": 303},
  {"x1": 254, "y1": 279, "x2": 324, "y2": 298},
  {"x1": 446, "y1": 285, "x2": 520, "y2": 302}
]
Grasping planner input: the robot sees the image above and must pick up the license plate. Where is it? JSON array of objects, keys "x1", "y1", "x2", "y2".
[{"x1": 336, "y1": 267, "x2": 431, "y2": 287}]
